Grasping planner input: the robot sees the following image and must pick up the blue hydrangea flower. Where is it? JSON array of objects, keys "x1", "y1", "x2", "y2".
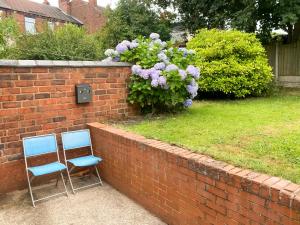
[
  {"x1": 187, "y1": 65, "x2": 200, "y2": 79},
  {"x1": 151, "y1": 79, "x2": 159, "y2": 87},
  {"x1": 104, "y1": 49, "x2": 116, "y2": 57},
  {"x1": 179, "y1": 48, "x2": 188, "y2": 57},
  {"x1": 161, "y1": 41, "x2": 167, "y2": 48},
  {"x1": 112, "y1": 56, "x2": 120, "y2": 62},
  {"x1": 186, "y1": 78, "x2": 199, "y2": 98},
  {"x1": 158, "y1": 52, "x2": 168, "y2": 61},
  {"x1": 140, "y1": 69, "x2": 150, "y2": 79},
  {"x1": 184, "y1": 99, "x2": 193, "y2": 107},
  {"x1": 150, "y1": 33, "x2": 160, "y2": 40},
  {"x1": 179, "y1": 69, "x2": 187, "y2": 80},
  {"x1": 166, "y1": 64, "x2": 178, "y2": 72},
  {"x1": 116, "y1": 43, "x2": 128, "y2": 54},
  {"x1": 121, "y1": 40, "x2": 131, "y2": 47},
  {"x1": 154, "y1": 39, "x2": 162, "y2": 45},
  {"x1": 158, "y1": 76, "x2": 167, "y2": 86},
  {"x1": 131, "y1": 65, "x2": 142, "y2": 75},
  {"x1": 129, "y1": 42, "x2": 139, "y2": 49},
  {"x1": 149, "y1": 69, "x2": 161, "y2": 80},
  {"x1": 154, "y1": 62, "x2": 166, "y2": 70}
]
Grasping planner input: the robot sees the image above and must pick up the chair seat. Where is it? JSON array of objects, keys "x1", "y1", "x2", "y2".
[
  {"x1": 28, "y1": 162, "x2": 66, "y2": 176},
  {"x1": 67, "y1": 155, "x2": 102, "y2": 167}
]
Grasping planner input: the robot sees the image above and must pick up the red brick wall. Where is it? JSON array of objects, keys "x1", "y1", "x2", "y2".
[
  {"x1": 89, "y1": 123, "x2": 300, "y2": 225},
  {"x1": 0, "y1": 64, "x2": 134, "y2": 193}
]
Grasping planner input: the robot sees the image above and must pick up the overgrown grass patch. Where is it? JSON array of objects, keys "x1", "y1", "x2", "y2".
[{"x1": 121, "y1": 91, "x2": 300, "y2": 183}]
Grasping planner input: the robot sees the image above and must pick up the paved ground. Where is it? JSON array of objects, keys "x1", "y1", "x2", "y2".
[{"x1": 0, "y1": 177, "x2": 165, "y2": 225}]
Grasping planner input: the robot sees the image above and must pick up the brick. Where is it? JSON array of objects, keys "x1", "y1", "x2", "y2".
[
  {"x1": 2, "y1": 102, "x2": 21, "y2": 109},
  {"x1": 19, "y1": 74, "x2": 37, "y2": 80},
  {"x1": 16, "y1": 94, "x2": 34, "y2": 101},
  {"x1": 35, "y1": 93, "x2": 50, "y2": 99}
]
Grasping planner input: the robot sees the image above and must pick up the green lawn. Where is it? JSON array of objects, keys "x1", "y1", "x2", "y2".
[{"x1": 121, "y1": 91, "x2": 300, "y2": 183}]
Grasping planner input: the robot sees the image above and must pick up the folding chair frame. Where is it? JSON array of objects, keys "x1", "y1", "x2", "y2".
[
  {"x1": 62, "y1": 129, "x2": 103, "y2": 194},
  {"x1": 23, "y1": 134, "x2": 68, "y2": 207}
]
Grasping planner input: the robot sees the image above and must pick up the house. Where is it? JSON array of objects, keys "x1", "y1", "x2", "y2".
[
  {"x1": 0, "y1": 0, "x2": 106, "y2": 34},
  {"x1": 60, "y1": 0, "x2": 106, "y2": 34}
]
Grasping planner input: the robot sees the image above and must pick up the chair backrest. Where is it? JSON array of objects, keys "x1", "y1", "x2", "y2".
[
  {"x1": 61, "y1": 129, "x2": 92, "y2": 151},
  {"x1": 23, "y1": 134, "x2": 58, "y2": 158}
]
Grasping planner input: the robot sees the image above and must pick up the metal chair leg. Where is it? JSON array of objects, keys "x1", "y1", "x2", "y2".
[
  {"x1": 26, "y1": 174, "x2": 36, "y2": 207},
  {"x1": 66, "y1": 165, "x2": 75, "y2": 194},
  {"x1": 60, "y1": 172, "x2": 69, "y2": 197},
  {"x1": 94, "y1": 165, "x2": 103, "y2": 186}
]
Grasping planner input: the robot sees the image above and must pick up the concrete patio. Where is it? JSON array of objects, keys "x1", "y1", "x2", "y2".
[{"x1": 0, "y1": 178, "x2": 165, "y2": 225}]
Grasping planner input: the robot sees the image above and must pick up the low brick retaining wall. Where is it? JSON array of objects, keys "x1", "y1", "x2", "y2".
[
  {"x1": 0, "y1": 60, "x2": 134, "y2": 193},
  {"x1": 89, "y1": 122, "x2": 300, "y2": 225}
]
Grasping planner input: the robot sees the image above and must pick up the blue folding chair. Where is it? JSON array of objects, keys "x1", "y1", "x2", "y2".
[
  {"x1": 61, "y1": 129, "x2": 103, "y2": 194},
  {"x1": 23, "y1": 134, "x2": 68, "y2": 207}
]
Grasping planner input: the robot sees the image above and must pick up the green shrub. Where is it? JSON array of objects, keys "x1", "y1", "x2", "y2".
[
  {"x1": 10, "y1": 24, "x2": 103, "y2": 60},
  {"x1": 187, "y1": 29, "x2": 273, "y2": 98},
  {"x1": 0, "y1": 17, "x2": 20, "y2": 58}
]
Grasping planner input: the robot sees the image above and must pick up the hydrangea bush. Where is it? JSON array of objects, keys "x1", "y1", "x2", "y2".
[{"x1": 104, "y1": 33, "x2": 200, "y2": 113}]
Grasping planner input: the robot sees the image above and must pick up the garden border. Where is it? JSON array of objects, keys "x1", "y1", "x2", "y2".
[{"x1": 89, "y1": 122, "x2": 300, "y2": 225}]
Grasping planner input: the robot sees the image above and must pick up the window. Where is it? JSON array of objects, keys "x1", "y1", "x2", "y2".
[
  {"x1": 48, "y1": 21, "x2": 54, "y2": 31},
  {"x1": 25, "y1": 17, "x2": 36, "y2": 34}
]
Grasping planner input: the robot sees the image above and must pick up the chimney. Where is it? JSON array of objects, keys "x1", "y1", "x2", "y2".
[
  {"x1": 59, "y1": 0, "x2": 70, "y2": 13},
  {"x1": 89, "y1": 0, "x2": 97, "y2": 7},
  {"x1": 43, "y1": 0, "x2": 50, "y2": 5}
]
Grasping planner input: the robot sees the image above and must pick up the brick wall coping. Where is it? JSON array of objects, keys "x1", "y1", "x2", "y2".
[
  {"x1": 88, "y1": 122, "x2": 300, "y2": 212},
  {"x1": 0, "y1": 60, "x2": 132, "y2": 68}
]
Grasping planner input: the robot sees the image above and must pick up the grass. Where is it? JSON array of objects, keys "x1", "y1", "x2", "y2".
[{"x1": 121, "y1": 90, "x2": 300, "y2": 183}]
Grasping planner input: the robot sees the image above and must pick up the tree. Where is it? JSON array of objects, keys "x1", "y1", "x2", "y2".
[
  {"x1": 150, "y1": 0, "x2": 300, "y2": 43},
  {"x1": 0, "y1": 17, "x2": 20, "y2": 58},
  {"x1": 96, "y1": 0, "x2": 171, "y2": 50}
]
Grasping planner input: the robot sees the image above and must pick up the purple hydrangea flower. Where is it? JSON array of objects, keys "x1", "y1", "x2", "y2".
[
  {"x1": 151, "y1": 79, "x2": 159, "y2": 87},
  {"x1": 179, "y1": 48, "x2": 188, "y2": 57},
  {"x1": 166, "y1": 64, "x2": 178, "y2": 72},
  {"x1": 179, "y1": 69, "x2": 187, "y2": 80},
  {"x1": 187, "y1": 65, "x2": 200, "y2": 79},
  {"x1": 154, "y1": 62, "x2": 166, "y2": 70},
  {"x1": 184, "y1": 99, "x2": 193, "y2": 107},
  {"x1": 140, "y1": 69, "x2": 150, "y2": 80},
  {"x1": 116, "y1": 43, "x2": 128, "y2": 54},
  {"x1": 113, "y1": 56, "x2": 120, "y2": 62},
  {"x1": 161, "y1": 41, "x2": 167, "y2": 48},
  {"x1": 158, "y1": 76, "x2": 167, "y2": 86},
  {"x1": 186, "y1": 79, "x2": 199, "y2": 98},
  {"x1": 154, "y1": 39, "x2": 162, "y2": 45},
  {"x1": 131, "y1": 65, "x2": 142, "y2": 75},
  {"x1": 104, "y1": 49, "x2": 116, "y2": 57},
  {"x1": 129, "y1": 42, "x2": 139, "y2": 49},
  {"x1": 149, "y1": 69, "x2": 161, "y2": 80},
  {"x1": 158, "y1": 52, "x2": 168, "y2": 61},
  {"x1": 150, "y1": 33, "x2": 160, "y2": 40},
  {"x1": 121, "y1": 40, "x2": 131, "y2": 47}
]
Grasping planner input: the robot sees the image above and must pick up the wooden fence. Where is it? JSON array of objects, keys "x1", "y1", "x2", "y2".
[{"x1": 265, "y1": 40, "x2": 300, "y2": 87}]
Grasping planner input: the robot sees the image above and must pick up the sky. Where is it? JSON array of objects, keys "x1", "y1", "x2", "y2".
[{"x1": 32, "y1": 0, "x2": 118, "y2": 8}]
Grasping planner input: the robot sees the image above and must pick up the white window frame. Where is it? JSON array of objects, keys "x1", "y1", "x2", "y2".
[
  {"x1": 25, "y1": 17, "x2": 36, "y2": 34},
  {"x1": 48, "y1": 21, "x2": 54, "y2": 31}
]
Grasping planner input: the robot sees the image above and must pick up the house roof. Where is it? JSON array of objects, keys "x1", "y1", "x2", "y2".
[{"x1": 0, "y1": 0, "x2": 83, "y2": 24}]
